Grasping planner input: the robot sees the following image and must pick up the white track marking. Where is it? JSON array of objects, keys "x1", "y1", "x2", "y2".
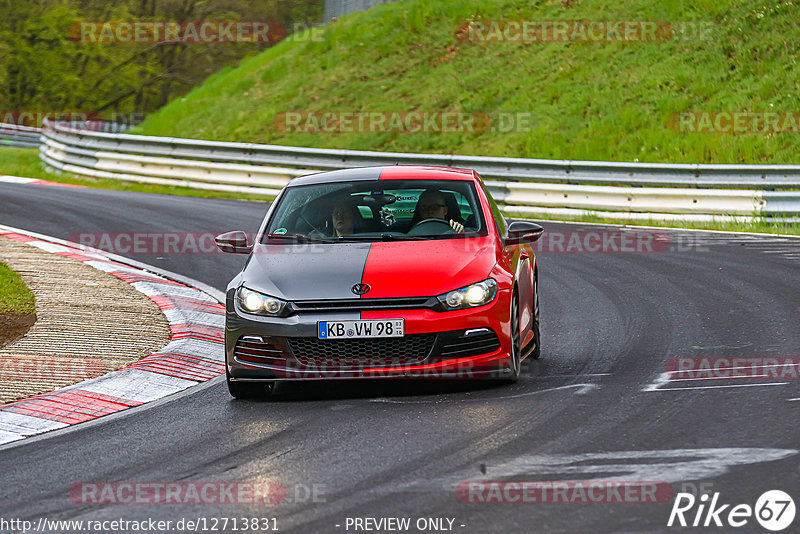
[
  {"x1": 75, "y1": 369, "x2": 198, "y2": 403},
  {"x1": 667, "y1": 375, "x2": 772, "y2": 382},
  {"x1": 529, "y1": 373, "x2": 611, "y2": 378},
  {"x1": 369, "y1": 384, "x2": 597, "y2": 404},
  {"x1": 0, "y1": 430, "x2": 24, "y2": 445},
  {"x1": 0, "y1": 411, "x2": 69, "y2": 435},
  {"x1": 28, "y1": 241, "x2": 72, "y2": 254},
  {"x1": 651, "y1": 382, "x2": 787, "y2": 391},
  {"x1": 430, "y1": 448, "x2": 798, "y2": 488},
  {"x1": 161, "y1": 308, "x2": 224, "y2": 328},
  {"x1": 669, "y1": 362, "x2": 793, "y2": 374},
  {"x1": 0, "y1": 176, "x2": 37, "y2": 184},
  {"x1": 135, "y1": 282, "x2": 220, "y2": 302},
  {"x1": 642, "y1": 372, "x2": 672, "y2": 392},
  {"x1": 645, "y1": 362, "x2": 795, "y2": 391},
  {"x1": 154, "y1": 338, "x2": 223, "y2": 361}
]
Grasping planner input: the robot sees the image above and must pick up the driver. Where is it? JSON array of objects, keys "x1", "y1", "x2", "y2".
[
  {"x1": 330, "y1": 202, "x2": 361, "y2": 237},
  {"x1": 410, "y1": 189, "x2": 464, "y2": 233}
]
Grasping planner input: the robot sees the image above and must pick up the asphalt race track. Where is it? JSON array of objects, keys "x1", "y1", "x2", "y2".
[{"x1": 1, "y1": 182, "x2": 799, "y2": 533}]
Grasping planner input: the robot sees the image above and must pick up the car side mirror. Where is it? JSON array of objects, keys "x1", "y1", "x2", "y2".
[
  {"x1": 506, "y1": 221, "x2": 544, "y2": 244},
  {"x1": 215, "y1": 231, "x2": 252, "y2": 254}
]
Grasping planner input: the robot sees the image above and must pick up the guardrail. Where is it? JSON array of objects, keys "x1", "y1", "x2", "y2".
[
  {"x1": 0, "y1": 124, "x2": 42, "y2": 148},
  {"x1": 32, "y1": 121, "x2": 800, "y2": 221},
  {"x1": 1, "y1": 121, "x2": 135, "y2": 148}
]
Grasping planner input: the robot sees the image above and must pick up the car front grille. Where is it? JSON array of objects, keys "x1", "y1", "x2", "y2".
[
  {"x1": 290, "y1": 297, "x2": 434, "y2": 313},
  {"x1": 288, "y1": 334, "x2": 436, "y2": 369},
  {"x1": 438, "y1": 330, "x2": 501, "y2": 359}
]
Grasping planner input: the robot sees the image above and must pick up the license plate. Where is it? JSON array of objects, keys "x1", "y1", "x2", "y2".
[{"x1": 318, "y1": 319, "x2": 404, "y2": 339}]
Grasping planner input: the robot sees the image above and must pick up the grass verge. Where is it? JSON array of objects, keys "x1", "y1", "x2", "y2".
[{"x1": 0, "y1": 261, "x2": 35, "y2": 315}]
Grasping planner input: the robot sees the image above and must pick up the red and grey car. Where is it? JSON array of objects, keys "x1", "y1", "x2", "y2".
[{"x1": 216, "y1": 166, "x2": 543, "y2": 398}]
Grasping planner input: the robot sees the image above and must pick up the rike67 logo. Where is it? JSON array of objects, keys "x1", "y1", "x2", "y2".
[{"x1": 668, "y1": 490, "x2": 795, "y2": 531}]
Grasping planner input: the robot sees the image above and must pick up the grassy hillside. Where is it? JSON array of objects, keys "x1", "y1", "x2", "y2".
[{"x1": 135, "y1": 0, "x2": 799, "y2": 164}]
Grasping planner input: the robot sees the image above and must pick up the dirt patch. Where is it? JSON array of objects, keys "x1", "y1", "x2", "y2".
[{"x1": 0, "y1": 313, "x2": 36, "y2": 349}]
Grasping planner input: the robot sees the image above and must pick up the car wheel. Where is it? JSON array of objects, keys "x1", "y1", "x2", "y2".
[
  {"x1": 226, "y1": 371, "x2": 274, "y2": 399},
  {"x1": 530, "y1": 278, "x2": 541, "y2": 360},
  {"x1": 505, "y1": 292, "x2": 522, "y2": 383}
]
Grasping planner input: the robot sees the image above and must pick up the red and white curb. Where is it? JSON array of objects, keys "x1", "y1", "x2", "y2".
[
  {"x1": 0, "y1": 175, "x2": 86, "y2": 188},
  {"x1": 0, "y1": 226, "x2": 225, "y2": 446}
]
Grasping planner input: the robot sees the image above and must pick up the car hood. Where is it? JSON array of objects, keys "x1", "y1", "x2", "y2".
[{"x1": 241, "y1": 238, "x2": 497, "y2": 300}]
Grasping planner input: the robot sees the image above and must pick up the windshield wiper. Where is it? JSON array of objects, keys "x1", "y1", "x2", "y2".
[
  {"x1": 379, "y1": 233, "x2": 432, "y2": 241},
  {"x1": 264, "y1": 233, "x2": 329, "y2": 243},
  {"x1": 331, "y1": 234, "x2": 433, "y2": 242},
  {"x1": 266, "y1": 233, "x2": 465, "y2": 243}
]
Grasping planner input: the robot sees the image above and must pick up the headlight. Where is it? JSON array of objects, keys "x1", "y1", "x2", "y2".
[
  {"x1": 236, "y1": 287, "x2": 290, "y2": 317},
  {"x1": 437, "y1": 278, "x2": 497, "y2": 310}
]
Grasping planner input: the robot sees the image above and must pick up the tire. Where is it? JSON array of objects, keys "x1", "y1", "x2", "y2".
[
  {"x1": 505, "y1": 292, "x2": 522, "y2": 383},
  {"x1": 226, "y1": 372, "x2": 274, "y2": 399},
  {"x1": 530, "y1": 277, "x2": 541, "y2": 360}
]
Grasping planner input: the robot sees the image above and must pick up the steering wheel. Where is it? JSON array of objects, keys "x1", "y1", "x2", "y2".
[
  {"x1": 299, "y1": 211, "x2": 325, "y2": 235},
  {"x1": 408, "y1": 218, "x2": 455, "y2": 235}
]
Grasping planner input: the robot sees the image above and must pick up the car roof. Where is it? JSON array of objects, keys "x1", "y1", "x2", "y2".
[{"x1": 287, "y1": 165, "x2": 478, "y2": 187}]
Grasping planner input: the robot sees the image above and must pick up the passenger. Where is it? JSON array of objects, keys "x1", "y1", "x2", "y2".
[{"x1": 411, "y1": 189, "x2": 464, "y2": 233}]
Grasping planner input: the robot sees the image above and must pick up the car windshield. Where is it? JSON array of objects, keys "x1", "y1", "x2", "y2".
[{"x1": 261, "y1": 179, "x2": 486, "y2": 243}]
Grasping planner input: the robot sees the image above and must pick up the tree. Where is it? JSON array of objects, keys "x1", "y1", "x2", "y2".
[{"x1": 0, "y1": 0, "x2": 324, "y2": 124}]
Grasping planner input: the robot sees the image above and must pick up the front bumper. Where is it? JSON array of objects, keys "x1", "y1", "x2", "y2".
[{"x1": 225, "y1": 287, "x2": 513, "y2": 380}]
